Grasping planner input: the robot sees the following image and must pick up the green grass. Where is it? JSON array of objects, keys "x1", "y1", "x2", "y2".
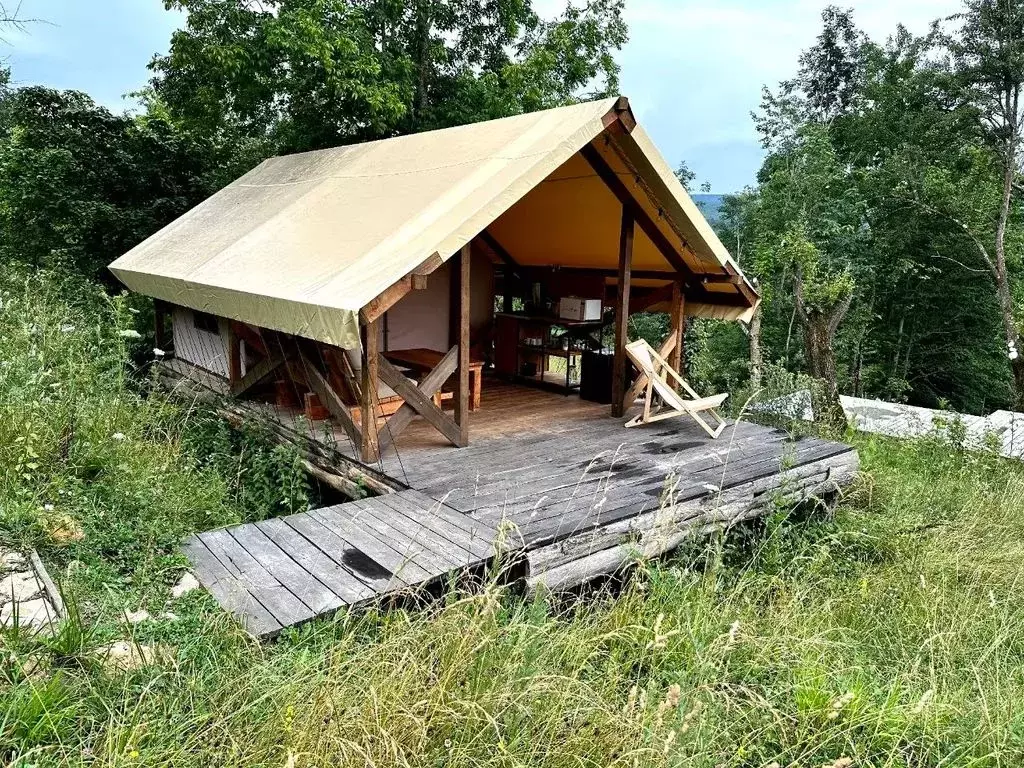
[{"x1": 2, "y1": 269, "x2": 1023, "y2": 766}]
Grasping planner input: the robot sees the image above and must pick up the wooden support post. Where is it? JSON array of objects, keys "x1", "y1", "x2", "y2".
[
  {"x1": 455, "y1": 243, "x2": 471, "y2": 446},
  {"x1": 611, "y1": 207, "x2": 634, "y2": 418},
  {"x1": 154, "y1": 300, "x2": 169, "y2": 352},
  {"x1": 668, "y1": 280, "x2": 686, "y2": 384},
  {"x1": 219, "y1": 317, "x2": 242, "y2": 385},
  {"x1": 361, "y1": 321, "x2": 380, "y2": 463}
]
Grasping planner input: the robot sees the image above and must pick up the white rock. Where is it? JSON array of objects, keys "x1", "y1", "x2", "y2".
[
  {"x1": 123, "y1": 609, "x2": 152, "y2": 625},
  {"x1": 0, "y1": 571, "x2": 43, "y2": 604},
  {"x1": 171, "y1": 572, "x2": 201, "y2": 598},
  {"x1": 1, "y1": 597, "x2": 56, "y2": 630},
  {"x1": 0, "y1": 551, "x2": 27, "y2": 573},
  {"x1": 98, "y1": 641, "x2": 170, "y2": 672}
]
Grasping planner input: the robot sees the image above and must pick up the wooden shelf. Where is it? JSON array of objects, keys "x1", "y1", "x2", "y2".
[
  {"x1": 497, "y1": 312, "x2": 606, "y2": 329},
  {"x1": 518, "y1": 344, "x2": 587, "y2": 359}
]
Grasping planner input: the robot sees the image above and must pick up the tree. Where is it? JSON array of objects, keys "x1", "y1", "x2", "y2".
[
  {"x1": 0, "y1": 83, "x2": 210, "y2": 279},
  {"x1": 751, "y1": 128, "x2": 863, "y2": 427},
  {"x1": 150, "y1": 0, "x2": 627, "y2": 162},
  {"x1": 756, "y1": 5, "x2": 867, "y2": 149},
  {"x1": 674, "y1": 160, "x2": 696, "y2": 191},
  {"x1": 939, "y1": 0, "x2": 1024, "y2": 407}
]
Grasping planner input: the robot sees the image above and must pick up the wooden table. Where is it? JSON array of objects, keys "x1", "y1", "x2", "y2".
[{"x1": 383, "y1": 348, "x2": 485, "y2": 411}]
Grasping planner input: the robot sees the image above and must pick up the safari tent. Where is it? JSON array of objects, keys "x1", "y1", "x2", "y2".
[{"x1": 109, "y1": 96, "x2": 759, "y2": 465}]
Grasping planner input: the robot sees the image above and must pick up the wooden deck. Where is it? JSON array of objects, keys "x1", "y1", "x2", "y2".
[
  {"x1": 182, "y1": 488, "x2": 499, "y2": 637},
  {"x1": 171, "y1": 369, "x2": 860, "y2": 638}
]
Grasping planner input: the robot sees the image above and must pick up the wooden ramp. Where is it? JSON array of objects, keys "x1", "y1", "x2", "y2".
[{"x1": 182, "y1": 489, "x2": 499, "y2": 637}]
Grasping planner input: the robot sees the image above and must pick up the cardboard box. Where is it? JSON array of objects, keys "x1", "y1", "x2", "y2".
[{"x1": 558, "y1": 297, "x2": 603, "y2": 321}]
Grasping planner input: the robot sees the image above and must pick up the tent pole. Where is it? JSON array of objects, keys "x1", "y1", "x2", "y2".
[
  {"x1": 455, "y1": 243, "x2": 471, "y2": 446},
  {"x1": 612, "y1": 206, "x2": 634, "y2": 418}
]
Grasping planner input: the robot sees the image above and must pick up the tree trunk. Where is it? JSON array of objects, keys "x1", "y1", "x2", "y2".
[
  {"x1": 748, "y1": 304, "x2": 763, "y2": 391},
  {"x1": 994, "y1": 264, "x2": 1024, "y2": 408},
  {"x1": 792, "y1": 270, "x2": 851, "y2": 430},
  {"x1": 802, "y1": 312, "x2": 846, "y2": 429}
]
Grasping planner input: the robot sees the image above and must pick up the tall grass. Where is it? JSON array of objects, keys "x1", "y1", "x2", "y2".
[{"x1": 2, "y1": 270, "x2": 1023, "y2": 766}]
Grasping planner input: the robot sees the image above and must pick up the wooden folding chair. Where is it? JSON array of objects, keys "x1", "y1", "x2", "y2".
[{"x1": 623, "y1": 339, "x2": 728, "y2": 438}]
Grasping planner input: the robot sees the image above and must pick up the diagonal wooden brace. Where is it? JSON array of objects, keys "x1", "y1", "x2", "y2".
[
  {"x1": 298, "y1": 352, "x2": 362, "y2": 449},
  {"x1": 230, "y1": 350, "x2": 287, "y2": 396},
  {"x1": 377, "y1": 346, "x2": 461, "y2": 451}
]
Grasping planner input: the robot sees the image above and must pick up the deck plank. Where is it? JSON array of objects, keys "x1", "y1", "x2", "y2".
[
  {"x1": 283, "y1": 512, "x2": 410, "y2": 591},
  {"x1": 197, "y1": 528, "x2": 315, "y2": 629},
  {"x1": 255, "y1": 517, "x2": 377, "y2": 605},
  {"x1": 181, "y1": 537, "x2": 282, "y2": 637},
  {"x1": 229, "y1": 523, "x2": 346, "y2": 615},
  {"x1": 309, "y1": 504, "x2": 436, "y2": 582}
]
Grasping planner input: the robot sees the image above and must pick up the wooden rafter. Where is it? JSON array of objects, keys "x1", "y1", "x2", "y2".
[
  {"x1": 360, "y1": 251, "x2": 445, "y2": 325},
  {"x1": 579, "y1": 141, "x2": 754, "y2": 309}
]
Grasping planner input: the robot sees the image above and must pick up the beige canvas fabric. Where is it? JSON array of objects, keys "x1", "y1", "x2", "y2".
[{"x1": 109, "y1": 97, "x2": 758, "y2": 350}]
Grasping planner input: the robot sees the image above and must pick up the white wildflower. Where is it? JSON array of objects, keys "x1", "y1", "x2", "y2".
[
  {"x1": 911, "y1": 688, "x2": 934, "y2": 715},
  {"x1": 112, "y1": 432, "x2": 126, "y2": 441},
  {"x1": 43, "y1": 503, "x2": 54, "y2": 512},
  {"x1": 662, "y1": 729, "x2": 677, "y2": 754},
  {"x1": 118, "y1": 329, "x2": 142, "y2": 339},
  {"x1": 726, "y1": 619, "x2": 740, "y2": 646}
]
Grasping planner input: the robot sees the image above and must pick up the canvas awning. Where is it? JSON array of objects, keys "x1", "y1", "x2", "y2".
[{"x1": 109, "y1": 97, "x2": 758, "y2": 349}]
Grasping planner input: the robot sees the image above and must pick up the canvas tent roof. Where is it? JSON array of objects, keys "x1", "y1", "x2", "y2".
[{"x1": 109, "y1": 97, "x2": 758, "y2": 350}]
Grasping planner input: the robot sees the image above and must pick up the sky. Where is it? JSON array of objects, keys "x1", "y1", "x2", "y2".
[{"x1": 3, "y1": 0, "x2": 963, "y2": 192}]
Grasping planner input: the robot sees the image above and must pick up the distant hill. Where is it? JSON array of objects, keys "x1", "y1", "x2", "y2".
[{"x1": 691, "y1": 193, "x2": 726, "y2": 224}]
